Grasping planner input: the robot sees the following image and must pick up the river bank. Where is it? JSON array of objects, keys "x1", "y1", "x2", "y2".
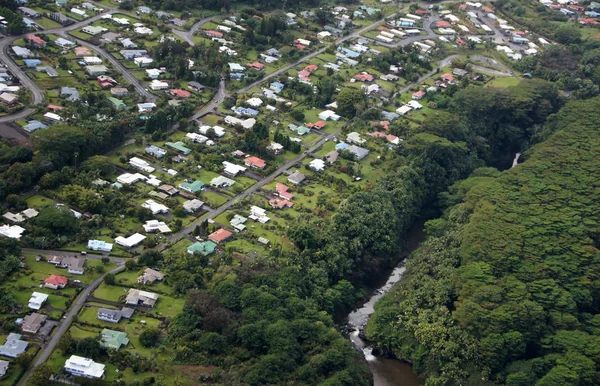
[{"x1": 346, "y1": 222, "x2": 428, "y2": 385}]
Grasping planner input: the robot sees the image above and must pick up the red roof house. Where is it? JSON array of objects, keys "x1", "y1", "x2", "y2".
[
  {"x1": 232, "y1": 150, "x2": 245, "y2": 157},
  {"x1": 205, "y1": 30, "x2": 223, "y2": 38},
  {"x1": 74, "y1": 46, "x2": 92, "y2": 56},
  {"x1": 456, "y1": 37, "x2": 467, "y2": 46},
  {"x1": 482, "y1": 6, "x2": 494, "y2": 13},
  {"x1": 27, "y1": 34, "x2": 46, "y2": 47},
  {"x1": 247, "y1": 62, "x2": 265, "y2": 70},
  {"x1": 441, "y1": 73, "x2": 455, "y2": 82},
  {"x1": 275, "y1": 183, "x2": 294, "y2": 200},
  {"x1": 304, "y1": 64, "x2": 318, "y2": 72},
  {"x1": 371, "y1": 120, "x2": 390, "y2": 131},
  {"x1": 434, "y1": 20, "x2": 452, "y2": 28},
  {"x1": 208, "y1": 228, "x2": 233, "y2": 243},
  {"x1": 580, "y1": 18, "x2": 600, "y2": 25},
  {"x1": 169, "y1": 89, "x2": 191, "y2": 98},
  {"x1": 294, "y1": 43, "x2": 306, "y2": 50},
  {"x1": 568, "y1": 5, "x2": 585, "y2": 11},
  {"x1": 47, "y1": 104, "x2": 64, "y2": 111},
  {"x1": 44, "y1": 274, "x2": 68, "y2": 289},
  {"x1": 354, "y1": 73, "x2": 375, "y2": 82},
  {"x1": 412, "y1": 90, "x2": 426, "y2": 100},
  {"x1": 306, "y1": 120, "x2": 326, "y2": 129},
  {"x1": 415, "y1": 9, "x2": 429, "y2": 15},
  {"x1": 244, "y1": 156, "x2": 266, "y2": 169},
  {"x1": 269, "y1": 198, "x2": 294, "y2": 209}
]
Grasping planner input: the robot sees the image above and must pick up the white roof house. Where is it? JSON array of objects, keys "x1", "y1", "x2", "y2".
[
  {"x1": 83, "y1": 56, "x2": 102, "y2": 64},
  {"x1": 347, "y1": 132, "x2": 366, "y2": 145},
  {"x1": 407, "y1": 100, "x2": 423, "y2": 110},
  {"x1": 149, "y1": 80, "x2": 168, "y2": 90},
  {"x1": 134, "y1": 57, "x2": 153, "y2": 67},
  {"x1": 117, "y1": 173, "x2": 147, "y2": 185},
  {"x1": 224, "y1": 116, "x2": 256, "y2": 129},
  {"x1": 43, "y1": 112, "x2": 61, "y2": 122},
  {"x1": 143, "y1": 220, "x2": 171, "y2": 233},
  {"x1": 222, "y1": 161, "x2": 246, "y2": 176},
  {"x1": 396, "y1": 105, "x2": 412, "y2": 115},
  {"x1": 319, "y1": 110, "x2": 340, "y2": 121},
  {"x1": 0, "y1": 224, "x2": 25, "y2": 239},
  {"x1": 87, "y1": 240, "x2": 113, "y2": 252},
  {"x1": 28, "y1": 292, "x2": 48, "y2": 310},
  {"x1": 228, "y1": 63, "x2": 245, "y2": 72},
  {"x1": 246, "y1": 97, "x2": 263, "y2": 107},
  {"x1": 309, "y1": 159, "x2": 326, "y2": 172},
  {"x1": 199, "y1": 125, "x2": 226, "y2": 137},
  {"x1": 64, "y1": 356, "x2": 105, "y2": 379},
  {"x1": 141, "y1": 199, "x2": 169, "y2": 215},
  {"x1": 134, "y1": 26, "x2": 153, "y2": 35},
  {"x1": 129, "y1": 157, "x2": 154, "y2": 173},
  {"x1": 249, "y1": 206, "x2": 270, "y2": 223},
  {"x1": 115, "y1": 233, "x2": 146, "y2": 248}
]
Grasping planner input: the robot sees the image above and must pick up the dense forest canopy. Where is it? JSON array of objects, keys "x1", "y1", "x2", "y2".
[{"x1": 367, "y1": 96, "x2": 600, "y2": 385}]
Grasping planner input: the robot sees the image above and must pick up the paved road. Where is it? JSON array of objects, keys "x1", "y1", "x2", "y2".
[
  {"x1": 18, "y1": 262, "x2": 125, "y2": 386},
  {"x1": 171, "y1": 16, "x2": 217, "y2": 46}
]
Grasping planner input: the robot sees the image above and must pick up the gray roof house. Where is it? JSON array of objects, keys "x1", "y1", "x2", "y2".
[
  {"x1": 61, "y1": 87, "x2": 80, "y2": 102},
  {"x1": 97, "y1": 307, "x2": 134, "y2": 323},
  {"x1": 120, "y1": 49, "x2": 147, "y2": 59},
  {"x1": 0, "y1": 333, "x2": 28, "y2": 358},
  {"x1": 0, "y1": 360, "x2": 8, "y2": 377},
  {"x1": 23, "y1": 120, "x2": 47, "y2": 133},
  {"x1": 287, "y1": 171, "x2": 306, "y2": 185},
  {"x1": 145, "y1": 145, "x2": 167, "y2": 158}
]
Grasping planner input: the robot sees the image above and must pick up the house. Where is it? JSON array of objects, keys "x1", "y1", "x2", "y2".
[
  {"x1": 24, "y1": 58, "x2": 41, "y2": 67},
  {"x1": 125, "y1": 289, "x2": 159, "y2": 307},
  {"x1": 228, "y1": 63, "x2": 245, "y2": 72},
  {"x1": 37, "y1": 66, "x2": 58, "y2": 78},
  {"x1": 83, "y1": 56, "x2": 102, "y2": 65},
  {"x1": 23, "y1": 120, "x2": 47, "y2": 133},
  {"x1": 412, "y1": 90, "x2": 426, "y2": 100},
  {"x1": 87, "y1": 239, "x2": 113, "y2": 252},
  {"x1": 137, "y1": 102, "x2": 156, "y2": 112},
  {"x1": 55, "y1": 37, "x2": 74, "y2": 48},
  {"x1": 26, "y1": 35, "x2": 46, "y2": 48},
  {"x1": 245, "y1": 156, "x2": 266, "y2": 169},
  {"x1": 100, "y1": 329, "x2": 129, "y2": 351},
  {"x1": 209, "y1": 228, "x2": 233, "y2": 244},
  {"x1": 138, "y1": 268, "x2": 164, "y2": 284},
  {"x1": 247, "y1": 62, "x2": 265, "y2": 70},
  {"x1": 61, "y1": 87, "x2": 80, "y2": 102},
  {"x1": 141, "y1": 199, "x2": 169, "y2": 214},
  {"x1": 453, "y1": 68, "x2": 469, "y2": 77},
  {"x1": 138, "y1": 5, "x2": 152, "y2": 13},
  {"x1": 143, "y1": 220, "x2": 171, "y2": 233},
  {"x1": 86, "y1": 65, "x2": 108, "y2": 76},
  {"x1": 97, "y1": 307, "x2": 134, "y2": 323},
  {"x1": 64, "y1": 356, "x2": 105, "y2": 379},
  {"x1": 347, "y1": 132, "x2": 366, "y2": 145},
  {"x1": 115, "y1": 233, "x2": 146, "y2": 248},
  {"x1": 270, "y1": 81, "x2": 285, "y2": 93},
  {"x1": 165, "y1": 141, "x2": 191, "y2": 154},
  {"x1": 71, "y1": 8, "x2": 87, "y2": 17},
  {"x1": 18, "y1": 7, "x2": 40, "y2": 18},
  {"x1": 74, "y1": 46, "x2": 91, "y2": 56},
  {"x1": 82, "y1": 25, "x2": 107, "y2": 35},
  {"x1": 134, "y1": 57, "x2": 153, "y2": 67},
  {"x1": 354, "y1": 72, "x2": 374, "y2": 82},
  {"x1": 134, "y1": 26, "x2": 153, "y2": 35},
  {"x1": 306, "y1": 121, "x2": 326, "y2": 130},
  {"x1": 0, "y1": 93, "x2": 18, "y2": 105},
  {"x1": 319, "y1": 110, "x2": 340, "y2": 121},
  {"x1": 168, "y1": 89, "x2": 191, "y2": 98},
  {"x1": 0, "y1": 334, "x2": 28, "y2": 358},
  {"x1": 407, "y1": 100, "x2": 423, "y2": 110},
  {"x1": 149, "y1": 80, "x2": 168, "y2": 90},
  {"x1": 0, "y1": 224, "x2": 25, "y2": 239},
  {"x1": 61, "y1": 257, "x2": 85, "y2": 274},
  {"x1": 183, "y1": 199, "x2": 204, "y2": 213},
  {"x1": 117, "y1": 173, "x2": 147, "y2": 185},
  {"x1": 157, "y1": 184, "x2": 178, "y2": 196},
  {"x1": 220, "y1": 161, "x2": 245, "y2": 177},
  {"x1": 179, "y1": 180, "x2": 205, "y2": 194},
  {"x1": 11, "y1": 46, "x2": 33, "y2": 58},
  {"x1": 44, "y1": 274, "x2": 68, "y2": 289},
  {"x1": 211, "y1": 176, "x2": 236, "y2": 188},
  {"x1": 22, "y1": 313, "x2": 47, "y2": 334},
  {"x1": 187, "y1": 240, "x2": 217, "y2": 256},
  {"x1": 28, "y1": 292, "x2": 48, "y2": 310},
  {"x1": 326, "y1": 151, "x2": 339, "y2": 164},
  {"x1": 187, "y1": 81, "x2": 205, "y2": 92},
  {"x1": 282, "y1": 172, "x2": 305, "y2": 188},
  {"x1": 110, "y1": 87, "x2": 128, "y2": 96},
  {"x1": 199, "y1": 125, "x2": 226, "y2": 137},
  {"x1": 145, "y1": 145, "x2": 167, "y2": 158},
  {"x1": 205, "y1": 30, "x2": 223, "y2": 38},
  {"x1": 440, "y1": 73, "x2": 455, "y2": 83},
  {"x1": 267, "y1": 142, "x2": 284, "y2": 155},
  {"x1": 120, "y1": 50, "x2": 147, "y2": 59},
  {"x1": 347, "y1": 145, "x2": 370, "y2": 160},
  {"x1": 2, "y1": 208, "x2": 38, "y2": 223},
  {"x1": 0, "y1": 360, "x2": 8, "y2": 377},
  {"x1": 309, "y1": 159, "x2": 326, "y2": 172},
  {"x1": 249, "y1": 206, "x2": 270, "y2": 223}
]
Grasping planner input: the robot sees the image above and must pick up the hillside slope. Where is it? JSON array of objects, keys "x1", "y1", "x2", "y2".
[{"x1": 366, "y1": 97, "x2": 600, "y2": 385}]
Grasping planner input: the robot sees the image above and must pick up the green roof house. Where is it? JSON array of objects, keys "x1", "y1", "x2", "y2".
[
  {"x1": 179, "y1": 180, "x2": 205, "y2": 193},
  {"x1": 187, "y1": 241, "x2": 217, "y2": 256},
  {"x1": 100, "y1": 329, "x2": 129, "y2": 351},
  {"x1": 165, "y1": 141, "x2": 191, "y2": 155},
  {"x1": 107, "y1": 97, "x2": 126, "y2": 110},
  {"x1": 289, "y1": 124, "x2": 310, "y2": 135}
]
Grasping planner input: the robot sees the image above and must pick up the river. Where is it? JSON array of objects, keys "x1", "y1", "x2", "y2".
[{"x1": 347, "y1": 226, "x2": 426, "y2": 386}]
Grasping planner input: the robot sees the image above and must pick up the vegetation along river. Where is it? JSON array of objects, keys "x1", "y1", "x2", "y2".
[{"x1": 347, "y1": 225, "x2": 427, "y2": 385}]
